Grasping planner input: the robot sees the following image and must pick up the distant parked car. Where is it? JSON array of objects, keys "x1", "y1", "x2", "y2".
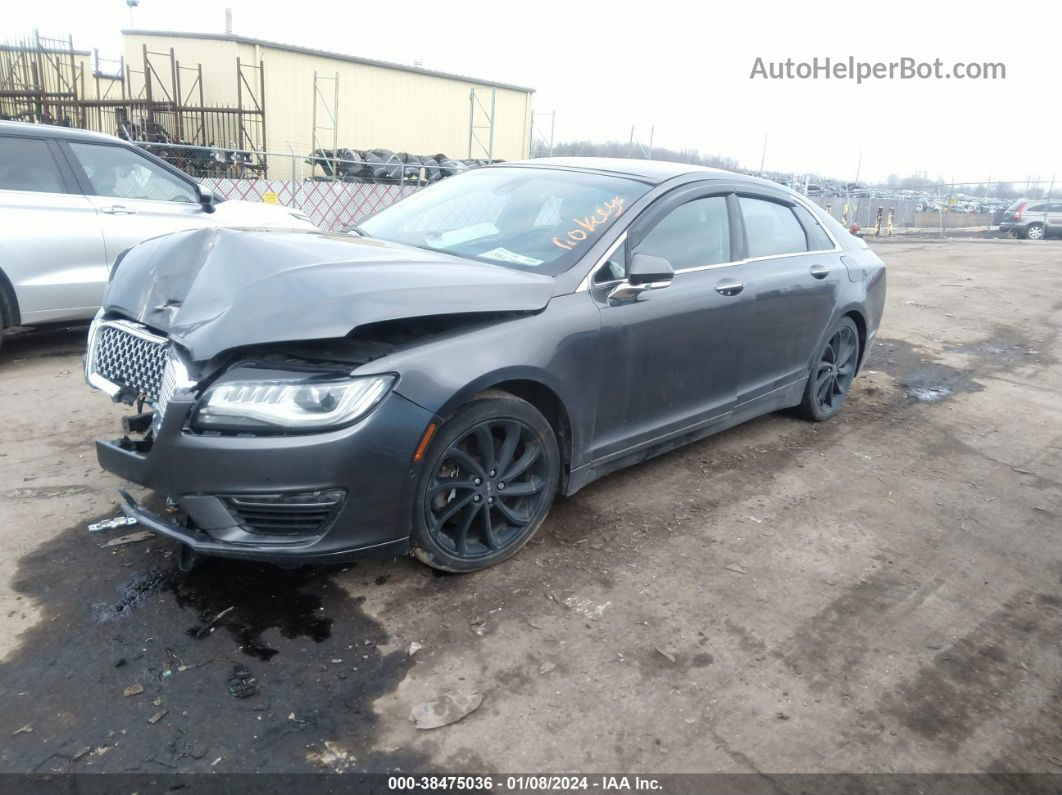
[
  {"x1": 0, "y1": 121, "x2": 315, "y2": 351},
  {"x1": 998, "y1": 199, "x2": 1062, "y2": 239}
]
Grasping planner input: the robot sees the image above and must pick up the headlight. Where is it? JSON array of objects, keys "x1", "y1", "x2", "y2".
[{"x1": 191, "y1": 372, "x2": 396, "y2": 433}]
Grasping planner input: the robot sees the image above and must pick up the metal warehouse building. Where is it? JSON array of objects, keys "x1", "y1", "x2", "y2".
[{"x1": 121, "y1": 30, "x2": 535, "y2": 164}]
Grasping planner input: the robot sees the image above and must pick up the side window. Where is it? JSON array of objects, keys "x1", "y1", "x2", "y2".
[
  {"x1": 68, "y1": 142, "x2": 198, "y2": 203},
  {"x1": 0, "y1": 136, "x2": 66, "y2": 194},
  {"x1": 634, "y1": 196, "x2": 730, "y2": 270},
  {"x1": 739, "y1": 197, "x2": 808, "y2": 258},
  {"x1": 793, "y1": 204, "x2": 835, "y2": 250},
  {"x1": 1026, "y1": 203, "x2": 1045, "y2": 213}
]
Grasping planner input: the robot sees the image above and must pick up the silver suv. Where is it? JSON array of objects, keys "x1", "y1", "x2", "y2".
[
  {"x1": 998, "y1": 198, "x2": 1062, "y2": 239},
  {"x1": 0, "y1": 121, "x2": 315, "y2": 350}
]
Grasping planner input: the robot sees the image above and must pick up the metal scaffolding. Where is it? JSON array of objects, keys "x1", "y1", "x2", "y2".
[
  {"x1": 0, "y1": 30, "x2": 268, "y2": 173},
  {"x1": 467, "y1": 86, "x2": 496, "y2": 161},
  {"x1": 310, "y1": 71, "x2": 339, "y2": 180}
]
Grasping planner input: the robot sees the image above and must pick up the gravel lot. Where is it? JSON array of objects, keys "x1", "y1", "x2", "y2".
[{"x1": 0, "y1": 239, "x2": 1060, "y2": 776}]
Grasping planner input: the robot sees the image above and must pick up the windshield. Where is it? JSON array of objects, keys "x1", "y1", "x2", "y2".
[{"x1": 357, "y1": 167, "x2": 649, "y2": 275}]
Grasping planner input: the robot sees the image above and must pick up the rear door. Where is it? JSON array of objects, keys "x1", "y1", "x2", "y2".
[
  {"x1": 0, "y1": 133, "x2": 109, "y2": 324},
  {"x1": 734, "y1": 193, "x2": 843, "y2": 406},
  {"x1": 60, "y1": 140, "x2": 210, "y2": 264}
]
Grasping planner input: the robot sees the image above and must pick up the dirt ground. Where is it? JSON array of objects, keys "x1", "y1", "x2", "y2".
[{"x1": 0, "y1": 239, "x2": 1060, "y2": 777}]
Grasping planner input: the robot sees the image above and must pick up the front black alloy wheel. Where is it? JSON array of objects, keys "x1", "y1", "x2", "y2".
[
  {"x1": 412, "y1": 393, "x2": 560, "y2": 572},
  {"x1": 797, "y1": 317, "x2": 860, "y2": 421}
]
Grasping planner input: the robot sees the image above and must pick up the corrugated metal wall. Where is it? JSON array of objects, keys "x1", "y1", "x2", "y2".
[{"x1": 123, "y1": 33, "x2": 532, "y2": 166}]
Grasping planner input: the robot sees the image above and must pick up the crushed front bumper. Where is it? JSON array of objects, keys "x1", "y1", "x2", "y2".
[{"x1": 96, "y1": 392, "x2": 436, "y2": 564}]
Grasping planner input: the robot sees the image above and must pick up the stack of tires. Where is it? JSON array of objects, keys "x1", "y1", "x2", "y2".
[{"x1": 306, "y1": 148, "x2": 494, "y2": 184}]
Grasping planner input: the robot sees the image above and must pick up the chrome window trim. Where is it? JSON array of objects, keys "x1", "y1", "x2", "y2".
[{"x1": 582, "y1": 246, "x2": 842, "y2": 291}]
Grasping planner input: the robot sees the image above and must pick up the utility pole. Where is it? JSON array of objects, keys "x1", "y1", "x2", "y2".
[
  {"x1": 854, "y1": 148, "x2": 862, "y2": 185},
  {"x1": 759, "y1": 132, "x2": 768, "y2": 174}
]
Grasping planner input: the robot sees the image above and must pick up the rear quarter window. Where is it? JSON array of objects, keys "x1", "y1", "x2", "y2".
[{"x1": 793, "y1": 204, "x2": 835, "y2": 251}]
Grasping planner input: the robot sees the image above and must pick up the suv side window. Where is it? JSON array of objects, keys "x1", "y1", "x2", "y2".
[
  {"x1": 68, "y1": 142, "x2": 198, "y2": 203},
  {"x1": 633, "y1": 196, "x2": 731, "y2": 270},
  {"x1": 0, "y1": 136, "x2": 66, "y2": 194},
  {"x1": 740, "y1": 197, "x2": 808, "y2": 258},
  {"x1": 793, "y1": 204, "x2": 834, "y2": 250}
]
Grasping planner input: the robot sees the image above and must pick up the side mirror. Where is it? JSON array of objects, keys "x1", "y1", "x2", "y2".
[
  {"x1": 628, "y1": 253, "x2": 674, "y2": 285},
  {"x1": 607, "y1": 253, "x2": 674, "y2": 303},
  {"x1": 197, "y1": 185, "x2": 217, "y2": 214}
]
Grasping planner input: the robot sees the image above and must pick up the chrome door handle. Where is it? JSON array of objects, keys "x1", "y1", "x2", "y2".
[
  {"x1": 714, "y1": 278, "x2": 744, "y2": 296},
  {"x1": 101, "y1": 205, "x2": 137, "y2": 215},
  {"x1": 809, "y1": 264, "x2": 830, "y2": 279}
]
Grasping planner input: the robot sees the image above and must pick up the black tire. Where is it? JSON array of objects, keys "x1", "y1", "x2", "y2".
[
  {"x1": 796, "y1": 317, "x2": 860, "y2": 422},
  {"x1": 411, "y1": 392, "x2": 560, "y2": 573},
  {"x1": 1026, "y1": 223, "x2": 1045, "y2": 241}
]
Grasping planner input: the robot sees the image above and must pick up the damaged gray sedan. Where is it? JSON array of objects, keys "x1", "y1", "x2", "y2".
[{"x1": 85, "y1": 158, "x2": 885, "y2": 572}]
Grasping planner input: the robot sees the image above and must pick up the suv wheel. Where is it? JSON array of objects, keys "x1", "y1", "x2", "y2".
[
  {"x1": 411, "y1": 393, "x2": 560, "y2": 573},
  {"x1": 1026, "y1": 223, "x2": 1045, "y2": 240}
]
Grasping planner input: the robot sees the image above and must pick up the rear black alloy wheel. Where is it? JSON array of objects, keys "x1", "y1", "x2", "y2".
[
  {"x1": 797, "y1": 317, "x2": 860, "y2": 421},
  {"x1": 412, "y1": 394, "x2": 559, "y2": 572}
]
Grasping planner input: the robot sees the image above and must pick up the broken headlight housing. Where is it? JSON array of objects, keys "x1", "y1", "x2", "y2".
[{"x1": 191, "y1": 372, "x2": 396, "y2": 433}]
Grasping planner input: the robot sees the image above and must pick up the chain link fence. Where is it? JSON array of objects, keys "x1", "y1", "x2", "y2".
[
  {"x1": 135, "y1": 140, "x2": 1015, "y2": 234},
  {"x1": 135, "y1": 140, "x2": 495, "y2": 231}
]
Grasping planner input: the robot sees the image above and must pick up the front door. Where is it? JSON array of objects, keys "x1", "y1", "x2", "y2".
[
  {"x1": 61, "y1": 140, "x2": 210, "y2": 265},
  {"x1": 589, "y1": 192, "x2": 748, "y2": 461}
]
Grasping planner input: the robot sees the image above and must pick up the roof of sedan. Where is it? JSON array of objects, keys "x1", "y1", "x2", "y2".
[{"x1": 503, "y1": 156, "x2": 771, "y2": 186}]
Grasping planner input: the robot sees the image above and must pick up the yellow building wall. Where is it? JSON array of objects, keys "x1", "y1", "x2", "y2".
[{"x1": 122, "y1": 33, "x2": 532, "y2": 166}]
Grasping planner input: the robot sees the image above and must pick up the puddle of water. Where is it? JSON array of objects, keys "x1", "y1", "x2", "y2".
[
  {"x1": 907, "y1": 387, "x2": 953, "y2": 403},
  {"x1": 874, "y1": 338, "x2": 980, "y2": 405}
]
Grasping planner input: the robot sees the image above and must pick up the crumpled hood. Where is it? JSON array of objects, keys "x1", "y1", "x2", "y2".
[{"x1": 103, "y1": 227, "x2": 556, "y2": 361}]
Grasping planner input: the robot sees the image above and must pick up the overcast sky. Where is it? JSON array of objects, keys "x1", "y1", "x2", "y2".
[{"x1": 8, "y1": 0, "x2": 1060, "y2": 185}]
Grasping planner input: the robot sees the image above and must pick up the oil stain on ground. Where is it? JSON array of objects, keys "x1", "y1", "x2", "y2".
[{"x1": 0, "y1": 515, "x2": 425, "y2": 774}]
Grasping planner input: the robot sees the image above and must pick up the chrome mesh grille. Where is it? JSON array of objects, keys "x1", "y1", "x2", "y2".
[
  {"x1": 92, "y1": 325, "x2": 170, "y2": 403},
  {"x1": 156, "y1": 354, "x2": 178, "y2": 415}
]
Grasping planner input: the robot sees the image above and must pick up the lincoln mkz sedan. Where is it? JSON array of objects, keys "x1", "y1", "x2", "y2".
[{"x1": 85, "y1": 158, "x2": 885, "y2": 572}]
